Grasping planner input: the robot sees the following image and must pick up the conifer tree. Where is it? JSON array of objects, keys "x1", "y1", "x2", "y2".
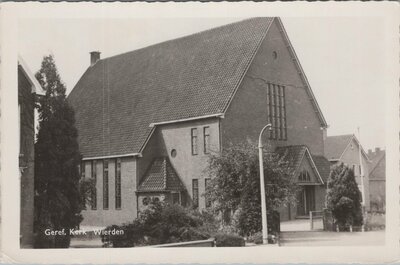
[
  {"x1": 326, "y1": 163, "x2": 363, "y2": 228},
  {"x1": 34, "y1": 55, "x2": 82, "y2": 248}
]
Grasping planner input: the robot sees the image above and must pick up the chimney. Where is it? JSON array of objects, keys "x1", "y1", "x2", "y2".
[
  {"x1": 90, "y1": 51, "x2": 101, "y2": 66},
  {"x1": 375, "y1": 147, "x2": 381, "y2": 153},
  {"x1": 368, "y1": 149, "x2": 372, "y2": 156}
]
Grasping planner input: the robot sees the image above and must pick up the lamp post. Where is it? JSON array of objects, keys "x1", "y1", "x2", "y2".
[{"x1": 258, "y1": 123, "x2": 272, "y2": 244}]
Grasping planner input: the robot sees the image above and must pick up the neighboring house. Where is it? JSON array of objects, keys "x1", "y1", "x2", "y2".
[
  {"x1": 69, "y1": 17, "x2": 330, "y2": 227},
  {"x1": 367, "y1": 148, "x2": 385, "y2": 212},
  {"x1": 324, "y1": 134, "x2": 371, "y2": 211},
  {"x1": 18, "y1": 56, "x2": 45, "y2": 247}
]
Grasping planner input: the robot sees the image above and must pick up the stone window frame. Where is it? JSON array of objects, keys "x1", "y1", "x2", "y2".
[
  {"x1": 115, "y1": 158, "x2": 122, "y2": 210},
  {"x1": 192, "y1": 179, "x2": 199, "y2": 208},
  {"x1": 91, "y1": 160, "x2": 97, "y2": 210},
  {"x1": 266, "y1": 83, "x2": 287, "y2": 141},
  {"x1": 191, "y1": 128, "x2": 198, "y2": 155},
  {"x1": 103, "y1": 159, "x2": 109, "y2": 210},
  {"x1": 203, "y1": 126, "x2": 210, "y2": 154},
  {"x1": 205, "y1": 178, "x2": 212, "y2": 208}
]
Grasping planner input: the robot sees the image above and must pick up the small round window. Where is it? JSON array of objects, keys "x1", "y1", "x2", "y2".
[
  {"x1": 142, "y1": 197, "x2": 150, "y2": 206},
  {"x1": 272, "y1": 51, "x2": 278, "y2": 60},
  {"x1": 171, "y1": 149, "x2": 177, "y2": 158}
]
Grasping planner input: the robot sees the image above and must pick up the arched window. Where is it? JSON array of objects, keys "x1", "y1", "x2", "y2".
[{"x1": 299, "y1": 170, "x2": 310, "y2": 182}]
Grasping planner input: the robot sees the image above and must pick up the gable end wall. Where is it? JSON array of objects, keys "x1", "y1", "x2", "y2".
[{"x1": 221, "y1": 19, "x2": 324, "y2": 155}]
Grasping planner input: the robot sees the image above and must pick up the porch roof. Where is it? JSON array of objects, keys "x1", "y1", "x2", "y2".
[{"x1": 138, "y1": 157, "x2": 185, "y2": 192}]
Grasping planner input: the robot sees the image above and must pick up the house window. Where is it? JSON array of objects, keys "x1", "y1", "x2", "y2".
[
  {"x1": 91, "y1": 160, "x2": 97, "y2": 210},
  {"x1": 172, "y1": 192, "x2": 180, "y2": 205},
  {"x1": 191, "y1": 128, "x2": 198, "y2": 155},
  {"x1": 204, "y1": 127, "x2": 210, "y2": 154},
  {"x1": 115, "y1": 158, "x2": 122, "y2": 210},
  {"x1": 205, "y1": 178, "x2": 212, "y2": 208},
  {"x1": 192, "y1": 179, "x2": 199, "y2": 208},
  {"x1": 266, "y1": 83, "x2": 287, "y2": 140},
  {"x1": 103, "y1": 160, "x2": 109, "y2": 210}
]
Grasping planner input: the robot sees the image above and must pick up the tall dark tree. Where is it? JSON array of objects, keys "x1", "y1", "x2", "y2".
[
  {"x1": 205, "y1": 142, "x2": 298, "y2": 236},
  {"x1": 34, "y1": 55, "x2": 82, "y2": 248},
  {"x1": 326, "y1": 163, "x2": 363, "y2": 228}
]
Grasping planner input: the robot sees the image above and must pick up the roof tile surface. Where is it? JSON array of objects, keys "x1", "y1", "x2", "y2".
[
  {"x1": 68, "y1": 18, "x2": 273, "y2": 157},
  {"x1": 138, "y1": 157, "x2": 185, "y2": 192},
  {"x1": 324, "y1": 134, "x2": 353, "y2": 160}
]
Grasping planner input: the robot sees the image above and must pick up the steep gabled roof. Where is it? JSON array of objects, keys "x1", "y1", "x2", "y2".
[
  {"x1": 18, "y1": 55, "x2": 45, "y2": 95},
  {"x1": 311, "y1": 155, "x2": 331, "y2": 183},
  {"x1": 324, "y1": 135, "x2": 353, "y2": 160},
  {"x1": 138, "y1": 157, "x2": 185, "y2": 192},
  {"x1": 368, "y1": 150, "x2": 385, "y2": 179},
  {"x1": 68, "y1": 17, "x2": 327, "y2": 158},
  {"x1": 324, "y1": 134, "x2": 370, "y2": 162},
  {"x1": 275, "y1": 145, "x2": 325, "y2": 184},
  {"x1": 68, "y1": 18, "x2": 273, "y2": 158}
]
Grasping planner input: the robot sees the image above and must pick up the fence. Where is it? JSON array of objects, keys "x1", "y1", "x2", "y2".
[{"x1": 309, "y1": 210, "x2": 323, "y2": 230}]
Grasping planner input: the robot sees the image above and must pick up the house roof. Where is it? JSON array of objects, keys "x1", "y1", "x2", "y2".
[
  {"x1": 311, "y1": 155, "x2": 331, "y2": 183},
  {"x1": 18, "y1": 55, "x2": 45, "y2": 95},
  {"x1": 324, "y1": 135, "x2": 353, "y2": 160},
  {"x1": 324, "y1": 134, "x2": 370, "y2": 161},
  {"x1": 68, "y1": 17, "x2": 327, "y2": 158},
  {"x1": 275, "y1": 145, "x2": 325, "y2": 184},
  {"x1": 368, "y1": 150, "x2": 385, "y2": 179},
  {"x1": 137, "y1": 157, "x2": 185, "y2": 192}
]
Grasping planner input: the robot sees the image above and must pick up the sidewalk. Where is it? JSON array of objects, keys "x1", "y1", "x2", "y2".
[
  {"x1": 280, "y1": 230, "x2": 385, "y2": 246},
  {"x1": 281, "y1": 218, "x2": 323, "y2": 232}
]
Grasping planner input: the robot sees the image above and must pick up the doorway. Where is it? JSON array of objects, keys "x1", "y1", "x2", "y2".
[{"x1": 297, "y1": 186, "x2": 315, "y2": 217}]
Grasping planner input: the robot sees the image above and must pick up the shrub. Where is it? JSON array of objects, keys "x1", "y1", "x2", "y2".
[
  {"x1": 214, "y1": 233, "x2": 245, "y2": 247},
  {"x1": 365, "y1": 212, "x2": 385, "y2": 231},
  {"x1": 102, "y1": 202, "x2": 210, "y2": 247},
  {"x1": 247, "y1": 232, "x2": 263, "y2": 245}
]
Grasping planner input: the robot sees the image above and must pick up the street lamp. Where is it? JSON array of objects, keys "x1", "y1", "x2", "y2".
[{"x1": 258, "y1": 123, "x2": 272, "y2": 244}]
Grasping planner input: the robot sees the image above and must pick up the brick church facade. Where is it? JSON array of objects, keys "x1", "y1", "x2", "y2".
[{"x1": 68, "y1": 17, "x2": 331, "y2": 227}]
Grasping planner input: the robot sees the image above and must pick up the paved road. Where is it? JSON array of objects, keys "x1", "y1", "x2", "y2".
[
  {"x1": 280, "y1": 230, "x2": 385, "y2": 246},
  {"x1": 281, "y1": 218, "x2": 323, "y2": 232}
]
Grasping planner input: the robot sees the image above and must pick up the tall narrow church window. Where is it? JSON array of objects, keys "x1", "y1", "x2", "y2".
[
  {"x1": 103, "y1": 160, "x2": 109, "y2": 210},
  {"x1": 204, "y1": 126, "x2": 210, "y2": 154},
  {"x1": 267, "y1": 83, "x2": 287, "y2": 140},
  {"x1": 205, "y1": 178, "x2": 212, "y2": 208},
  {"x1": 81, "y1": 161, "x2": 85, "y2": 178},
  {"x1": 192, "y1": 179, "x2": 199, "y2": 208},
  {"x1": 115, "y1": 158, "x2": 122, "y2": 210},
  {"x1": 191, "y1": 128, "x2": 198, "y2": 155},
  {"x1": 91, "y1": 160, "x2": 97, "y2": 210},
  {"x1": 80, "y1": 161, "x2": 86, "y2": 209}
]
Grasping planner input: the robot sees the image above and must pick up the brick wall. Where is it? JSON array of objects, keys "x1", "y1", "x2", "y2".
[
  {"x1": 81, "y1": 156, "x2": 138, "y2": 227},
  {"x1": 221, "y1": 19, "x2": 325, "y2": 155},
  {"x1": 137, "y1": 118, "x2": 220, "y2": 210},
  {"x1": 18, "y1": 67, "x2": 35, "y2": 248}
]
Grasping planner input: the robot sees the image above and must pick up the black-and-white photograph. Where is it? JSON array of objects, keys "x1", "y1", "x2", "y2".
[{"x1": 2, "y1": 4, "x2": 397, "y2": 262}]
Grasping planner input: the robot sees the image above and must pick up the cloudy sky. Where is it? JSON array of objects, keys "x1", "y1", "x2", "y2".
[{"x1": 18, "y1": 17, "x2": 387, "y2": 151}]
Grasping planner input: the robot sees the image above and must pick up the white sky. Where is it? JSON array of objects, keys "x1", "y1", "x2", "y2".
[{"x1": 18, "y1": 17, "x2": 387, "y2": 151}]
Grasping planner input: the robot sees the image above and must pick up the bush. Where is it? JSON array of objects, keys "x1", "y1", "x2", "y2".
[
  {"x1": 102, "y1": 202, "x2": 210, "y2": 247},
  {"x1": 247, "y1": 232, "x2": 263, "y2": 245},
  {"x1": 326, "y1": 163, "x2": 363, "y2": 227},
  {"x1": 214, "y1": 233, "x2": 245, "y2": 247},
  {"x1": 365, "y1": 212, "x2": 385, "y2": 231}
]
